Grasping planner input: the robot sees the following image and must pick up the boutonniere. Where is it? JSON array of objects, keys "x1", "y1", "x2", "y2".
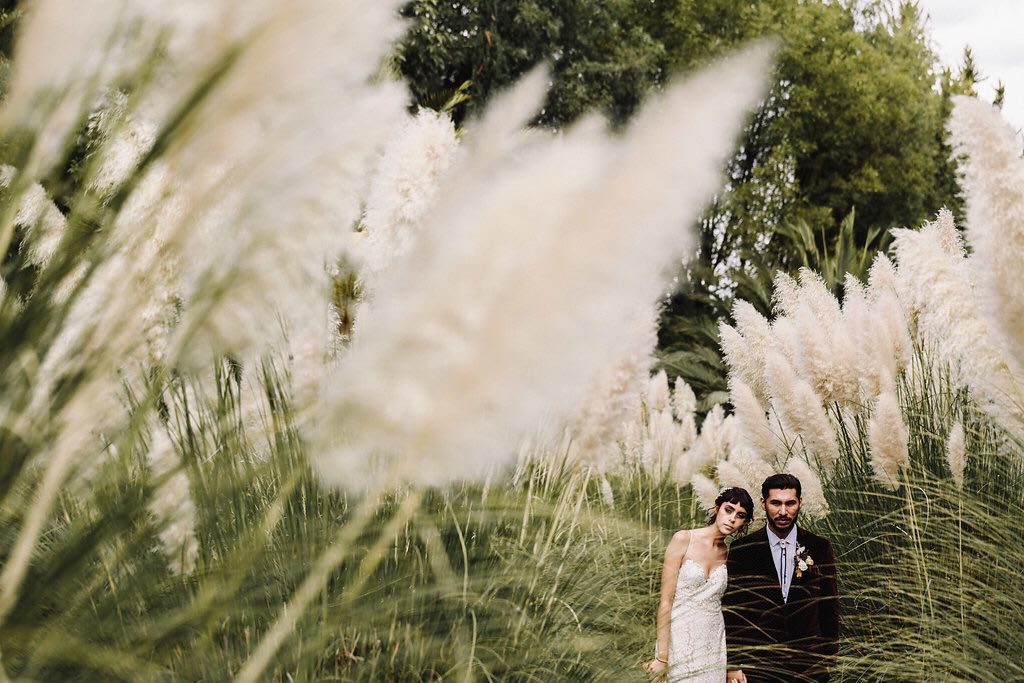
[{"x1": 794, "y1": 544, "x2": 814, "y2": 577}]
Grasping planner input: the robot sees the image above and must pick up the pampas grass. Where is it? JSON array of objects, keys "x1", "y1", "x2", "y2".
[
  {"x1": 893, "y1": 209, "x2": 1024, "y2": 427},
  {"x1": 3, "y1": 2, "x2": 1024, "y2": 681},
  {"x1": 866, "y1": 390, "x2": 910, "y2": 490},
  {"x1": 313, "y1": 45, "x2": 774, "y2": 491},
  {"x1": 949, "y1": 97, "x2": 1024, "y2": 365}
]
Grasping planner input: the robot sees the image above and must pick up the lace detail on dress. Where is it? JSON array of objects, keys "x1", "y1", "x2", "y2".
[{"x1": 666, "y1": 558, "x2": 728, "y2": 682}]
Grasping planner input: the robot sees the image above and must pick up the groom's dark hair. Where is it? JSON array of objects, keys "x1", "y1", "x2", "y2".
[{"x1": 761, "y1": 473, "x2": 802, "y2": 500}]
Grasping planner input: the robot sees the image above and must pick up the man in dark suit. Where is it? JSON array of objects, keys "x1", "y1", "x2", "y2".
[{"x1": 724, "y1": 473, "x2": 839, "y2": 683}]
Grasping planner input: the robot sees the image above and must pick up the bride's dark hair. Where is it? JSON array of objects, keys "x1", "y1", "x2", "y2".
[{"x1": 708, "y1": 486, "x2": 755, "y2": 532}]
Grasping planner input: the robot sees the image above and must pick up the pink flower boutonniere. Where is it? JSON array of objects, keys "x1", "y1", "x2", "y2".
[{"x1": 794, "y1": 544, "x2": 815, "y2": 578}]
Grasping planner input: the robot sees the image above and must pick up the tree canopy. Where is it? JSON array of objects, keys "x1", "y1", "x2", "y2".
[
  {"x1": 397, "y1": 0, "x2": 671, "y2": 127},
  {"x1": 398, "y1": 0, "x2": 982, "y2": 404}
]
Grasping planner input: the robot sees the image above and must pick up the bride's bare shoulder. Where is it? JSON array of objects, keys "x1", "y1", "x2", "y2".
[{"x1": 668, "y1": 528, "x2": 700, "y2": 552}]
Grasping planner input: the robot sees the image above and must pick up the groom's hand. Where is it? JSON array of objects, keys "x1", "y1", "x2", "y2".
[{"x1": 726, "y1": 669, "x2": 747, "y2": 683}]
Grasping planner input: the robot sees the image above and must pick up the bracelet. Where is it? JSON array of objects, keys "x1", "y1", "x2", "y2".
[{"x1": 656, "y1": 656, "x2": 668, "y2": 664}]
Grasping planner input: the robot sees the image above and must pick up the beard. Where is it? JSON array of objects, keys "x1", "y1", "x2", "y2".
[{"x1": 766, "y1": 510, "x2": 799, "y2": 534}]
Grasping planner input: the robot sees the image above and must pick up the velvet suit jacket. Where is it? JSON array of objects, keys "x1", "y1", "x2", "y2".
[{"x1": 723, "y1": 525, "x2": 839, "y2": 683}]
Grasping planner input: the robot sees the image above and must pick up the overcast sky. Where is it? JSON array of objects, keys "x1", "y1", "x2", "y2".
[{"x1": 915, "y1": 0, "x2": 1024, "y2": 133}]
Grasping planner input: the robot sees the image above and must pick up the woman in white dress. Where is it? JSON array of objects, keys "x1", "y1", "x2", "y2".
[{"x1": 644, "y1": 487, "x2": 754, "y2": 681}]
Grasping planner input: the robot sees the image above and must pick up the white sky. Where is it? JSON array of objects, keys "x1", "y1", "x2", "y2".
[{"x1": 915, "y1": 0, "x2": 1024, "y2": 133}]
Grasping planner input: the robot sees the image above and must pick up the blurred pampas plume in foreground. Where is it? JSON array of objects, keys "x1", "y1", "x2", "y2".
[
  {"x1": 313, "y1": 42, "x2": 775, "y2": 491},
  {"x1": 0, "y1": 0, "x2": 407, "y2": 616},
  {"x1": 145, "y1": 421, "x2": 198, "y2": 575}
]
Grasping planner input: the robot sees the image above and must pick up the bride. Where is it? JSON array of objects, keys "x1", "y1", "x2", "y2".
[{"x1": 644, "y1": 487, "x2": 754, "y2": 681}]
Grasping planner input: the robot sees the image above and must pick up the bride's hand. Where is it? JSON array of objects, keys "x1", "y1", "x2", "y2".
[
  {"x1": 643, "y1": 658, "x2": 668, "y2": 678},
  {"x1": 726, "y1": 669, "x2": 747, "y2": 683}
]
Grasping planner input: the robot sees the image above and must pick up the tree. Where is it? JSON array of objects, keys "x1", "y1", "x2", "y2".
[
  {"x1": 397, "y1": 1, "x2": 972, "y2": 406},
  {"x1": 397, "y1": 0, "x2": 670, "y2": 127},
  {"x1": 657, "y1": 1, "x2": 967, "y2": 403}
]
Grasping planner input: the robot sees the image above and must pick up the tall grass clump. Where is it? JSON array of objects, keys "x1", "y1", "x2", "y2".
[
  {"x1": 698, "y1": 95, "x2": 1024, "y2": 678},
  {"x1": 0, "y1": 2, "x2": 775, "y2": 680}
]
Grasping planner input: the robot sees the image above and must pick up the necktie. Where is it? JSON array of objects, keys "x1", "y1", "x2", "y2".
[{"x1": 779, "y1": 540, "x2": 788, "y2": 601}]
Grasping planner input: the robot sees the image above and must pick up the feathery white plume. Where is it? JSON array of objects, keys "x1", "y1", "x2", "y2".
[
  {"x1": 160, "y1": 0, "x2": 407, "y2": 366},
  {"x1": 313, "y1": 44, "x2": 774, "y2": 489},
  {"x1": 599, "y1": 475, "x2": 615, "y2": 509},
  {"x1": 360, "y1": 109, "x2": 460, "y2": 286},
  {"x1": 784, "y1": 456, "x2": 829, "y2": 518},
  {"x1": 672, "y1": 376, "x2": 699, "y2": 450},
  {"x1": 146, "y1": 421, "x2": 199, "y2": 575},
  {"x1": 867, "y1": 391, "x2": 910, "y2": 490},
  {"x1": 683, "y1": 404, "x2": 732, "y2": 475},
  {"x1": 720, "y1": 300, "x2": 774, "y2": 405},
  {"x1": 730, "y1": 379, "x2": 783, "y2": 465},
  {"x1": 646, "y1": 369, "x2": 672, "y2": 414},
  {"x1": 783, "y1": 269, "x2": 861, "y2": 406},
  {"x1": 88, "y1": 103, "x2": 159, "y2": 196},
  {"x1": 691, "y1": 473, "x2": 721, "y2": 513},
  {"x1": 840, "y1": 273, "x2": 908, "y2": 404},
  {"x1": 949, "y1": 97, "x2": 1024, "y2": 367},
  {"x1": 946, "y1": 421, "x2": 966, "y2": 488},
  {"x1": 763, "y1": 352, "x2": 839, "y2": 471},
  {"x1": 11, "y1": 181, "x2": 67, "y2": 267},
  {"x1": 892, "y1": 210, "x2": 1024, "y2": 424},
  {"x1": 568, "y1": 307, "x2": 658, "y2": 468},
  {"x1": 772, "y1": 271, "x2": 801, "y2": 317},
  {"x1": 642, "y1": 395, "x2": 689, "y2": 477},
  {"x1": 866, "y1": 256, "x2": 914, "y2": 387}
]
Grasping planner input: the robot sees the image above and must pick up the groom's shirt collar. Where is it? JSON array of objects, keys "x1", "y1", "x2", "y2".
[{"x1": 767, "y1": 524, "x2": 798, "y2": 548}]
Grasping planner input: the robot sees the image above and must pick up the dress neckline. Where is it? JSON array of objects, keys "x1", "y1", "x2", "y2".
[{"x1": 683, "y1": 557, "x2": 727, "y2": 581}]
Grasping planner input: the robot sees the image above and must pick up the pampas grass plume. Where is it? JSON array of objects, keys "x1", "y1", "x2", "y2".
[
  {"x1": 784, "y1": 456, "x2": 828, "y2": 518},
  {"x1": 673, "y1": 376, "x2": 699, "y2": 450},
  {"x1": 313, "y1": 44, "x2": 774, "y2": 490},
  {"x1": 360, "y1": 108, "x2": 459, "y2": 285},
  {"x1": 946, "y1": 420, "x2": 967, "y2": 488},
  {"x1": 731, "y1": 378, "x2": 782, "y2": 465},
  {"x1": 867, "y1": 391, "x2": 910, "y2": 490},
  {"x1": 146, "y1": 422, "x2": 199, "y2": 575},
  {"x1": 764, "y1": 351, "x2": 840, "y2": 471},
  {"x1": 691, "y1": 473, "x2": 721, "y2": 513},
  {"x1": 893, "y1": 210, "x2": 1024, "y2": 425},
  {"x1": 949, "y1": 97, "x2": 1024, "y2": 365},
  {"x1": 720, "y1": 300, "x2": 774, "y2": 405}
]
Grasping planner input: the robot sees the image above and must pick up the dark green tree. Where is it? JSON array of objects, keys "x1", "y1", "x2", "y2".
[
  {"x1": 655, "y1": 1, "x2": 969, "y2": 402},
  {"x1": 397, "y1": 0, "x2": 671, "y2": 127},
  {"x1": 399, "y1": 1, "x2": 974, "y2": 405}
]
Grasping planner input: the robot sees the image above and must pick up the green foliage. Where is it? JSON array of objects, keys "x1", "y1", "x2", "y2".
[
  {"x1": 397, "y1": 0, "x2": 670, "y2": 128},
  {"x1": 0, "y1": 1, "x2": 20, "y2": 97},
  {"x1": 659, "y1": 1, "x2": 968, "y2": 406}
]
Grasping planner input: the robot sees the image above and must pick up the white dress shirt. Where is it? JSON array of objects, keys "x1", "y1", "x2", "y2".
[{"x1": 768, "y1": 524, "x2": 798, "y2": 602}]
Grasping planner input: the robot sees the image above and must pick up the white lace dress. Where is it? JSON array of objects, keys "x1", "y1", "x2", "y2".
[{"x1": 662, "y1": 558, "x2": 728, "y2": 682}]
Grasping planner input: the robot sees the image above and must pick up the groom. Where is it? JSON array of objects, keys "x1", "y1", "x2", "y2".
[{"x1": 723, "y1": 474, "x2": 839, "y2": 683}]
